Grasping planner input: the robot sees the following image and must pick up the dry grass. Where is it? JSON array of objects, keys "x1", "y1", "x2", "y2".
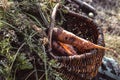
[
  {"x1": 90, "y1": 0, "x2": 120, "y2": 64},
  {"x1": 104, "y1": 33, "x2": 120, "y2": 63}
]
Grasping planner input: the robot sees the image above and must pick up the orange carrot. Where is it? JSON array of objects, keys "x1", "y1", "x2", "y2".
[
  {"x1": 58, "y1": 42, "x2": 77, "y2": 56},
  {"x1": 52, "y1": 41, "x2": 77, "y2": 56},
  {"x1": 52, "y1": 27, "x2": 112, "y2": 51},
  {"x1": 52, "y1": 41, "x2": 68, "y2": 56}
]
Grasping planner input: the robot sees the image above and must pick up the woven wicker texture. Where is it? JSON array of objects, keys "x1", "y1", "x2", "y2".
[{"x1": 50, "y1": 9, "x2": 105, "y2": 80}]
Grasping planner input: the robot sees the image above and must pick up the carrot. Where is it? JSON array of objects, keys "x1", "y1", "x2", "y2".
[
  {"x1": 58, "y1": 42, "x2": 77, "y2": 56},
  {"x1": 52, "y1": 41, "x2": 77, "y2": 56},
  {"x1": 52, "y1": 27, "x2": 113, "y2": 51},
  {"x1": 52, "y1": 41, "x2": 68, "y2": 56}
]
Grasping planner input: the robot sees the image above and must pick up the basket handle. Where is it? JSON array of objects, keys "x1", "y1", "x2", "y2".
[{"x1": 48, "y1": 3, "x2": 60, "y2": 58}]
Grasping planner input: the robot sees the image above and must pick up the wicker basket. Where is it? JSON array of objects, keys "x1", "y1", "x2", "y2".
[{"x1": 50, "y1": 8, "x2": 105, "y2": 80}]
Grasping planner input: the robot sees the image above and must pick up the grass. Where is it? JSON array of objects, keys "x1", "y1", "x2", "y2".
[
  {"x1": 104, "y1": 33, "x2": 120, "y2": 63},
  {"x1": 0, "y1": 22, "x2": 3, "y2": 27},
  {"x1": 0, "y1": 0, "x2": 64, "y2": 80}
]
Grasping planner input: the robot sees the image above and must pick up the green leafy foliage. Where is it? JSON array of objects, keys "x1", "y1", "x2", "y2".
[
  {"x1": 0, "y1": 38, "x2": 11, "y2": 56},
  {"x1": 0, "y1": 37, "x2": 13, "y2": 79},
  {"x1": 15, "y1": 54, "x2": 33, "y2": 70},
  {"x1": 0, "y1": 0, "x2": 64, "y2": 80}
]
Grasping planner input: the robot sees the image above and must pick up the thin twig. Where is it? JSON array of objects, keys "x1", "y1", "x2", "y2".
[
  {"x1": 42, "y1": 45, "x2": 48, "y2": 80},
  {"x1": 25, "y1": 70, "x2": 36, "y2": 80},
  {"x1": 33, "y1": 58, "x2": 39, "y2": 80},
  {"x1": 39, "y1": 73, "x2": 45, "y2": 80}
]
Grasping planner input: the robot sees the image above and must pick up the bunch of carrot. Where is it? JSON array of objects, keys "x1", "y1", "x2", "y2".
[
  {"x1": 51, "y1": 27, "x2": 114, "y2": 56},
  {"x1": 31, "y1": 23, "x2": 116, "y2": 56}
]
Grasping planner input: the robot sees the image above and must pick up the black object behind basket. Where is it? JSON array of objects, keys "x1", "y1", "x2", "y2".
[{"x1": 50, "y1": 8, "x2": 105, "y2": 80}]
